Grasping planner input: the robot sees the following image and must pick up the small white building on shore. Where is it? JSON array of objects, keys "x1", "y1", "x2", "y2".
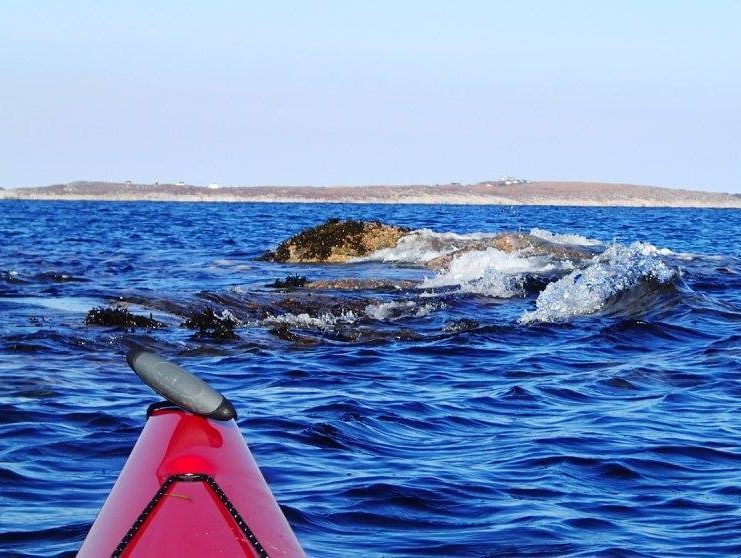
[{"x1": 500, "y1": 176, "x2": 529, "y2": 185}]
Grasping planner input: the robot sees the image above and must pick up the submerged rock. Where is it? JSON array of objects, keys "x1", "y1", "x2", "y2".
[
  {"x1": 259, "y1": 218, "x2": 410, "y2": 263},
  {"x1": 443, "y1": 318, "x2": 480, "y2": 333},
  {"x1": 272, "y1": 295, "x2": 368, "y2": 319},
  {"x1": 305, "y1": 278, "x2": 418, "y2": 291},
  {"x1": 33, "y1": 272, "x2": 86, "y2": 283},
  {"x1": 85, "y1": 307, "x2": 164, "y2": 329},
  {"x1": 268, "y1": 273, "x2": 417, "y2": 291},
  {"x1": 269, "y1": 324, "x2": 319, "y2": 346}
]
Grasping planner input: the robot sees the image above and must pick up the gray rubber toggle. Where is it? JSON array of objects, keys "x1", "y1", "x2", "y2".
[{"x1": 127, "y1": 349, "x2": 236, "y2": 421}]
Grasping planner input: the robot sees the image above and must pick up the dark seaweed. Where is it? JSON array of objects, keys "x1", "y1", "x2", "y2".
[
  {"x1": 85, "y1": 307, "x2": 164, "y2": 329},
  {"x1": 181, "y1": 306, "x2": 240, "y2": 340},
  {"x1": 269, "y1": 275, "x2": 309, "y2": 289}
]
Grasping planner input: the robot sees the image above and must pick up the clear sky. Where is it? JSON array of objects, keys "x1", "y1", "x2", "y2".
[{"x1": 2, "y1": 1, "x2": 740, "y2": 192}]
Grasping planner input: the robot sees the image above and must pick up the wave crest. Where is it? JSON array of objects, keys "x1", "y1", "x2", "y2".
[{"x1": 521, "y1": 242, "x2": 677, "y2": 323}]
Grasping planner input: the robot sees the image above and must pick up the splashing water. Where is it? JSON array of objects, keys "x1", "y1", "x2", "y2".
[{"x1": 263, "y1": 310, "x2": 359, "y2": 330}]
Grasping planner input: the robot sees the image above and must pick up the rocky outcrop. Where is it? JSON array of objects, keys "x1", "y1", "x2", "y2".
[
  {"x1": 259, "y1": 219, "x2": 410, "y2": 263},
  {"x1": 262, "y1": 221, "x2": 593, "y2": 270}
]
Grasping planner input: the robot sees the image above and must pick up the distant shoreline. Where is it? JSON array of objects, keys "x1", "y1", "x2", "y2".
[{"x1": 2, "y1": 180, "x2": 739, "y2": 208}]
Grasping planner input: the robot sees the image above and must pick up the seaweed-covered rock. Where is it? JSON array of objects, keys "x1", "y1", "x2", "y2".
[
  {"x1": 259, "y1": 219, "x2": 410, "y2": 263},
  {"x1": 182, "y1": 307, "x2": 240, "y2": 340},
  {"x1": 85, "y1": 307, "x2": 165, "y2": 329}
]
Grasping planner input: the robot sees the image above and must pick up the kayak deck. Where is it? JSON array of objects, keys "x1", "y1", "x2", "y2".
[{"x1": 79, "y1": 407, "x2": 304, "y2": 557}]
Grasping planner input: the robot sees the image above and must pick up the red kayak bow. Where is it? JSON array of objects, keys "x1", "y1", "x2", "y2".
[{"x1": 79, "y1": 351, "x2": 305, "y2": 557}]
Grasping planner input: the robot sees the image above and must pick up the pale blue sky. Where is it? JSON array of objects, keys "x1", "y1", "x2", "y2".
[{"x1": 2, "y1": 1, "x2": 740, "y2": 192}]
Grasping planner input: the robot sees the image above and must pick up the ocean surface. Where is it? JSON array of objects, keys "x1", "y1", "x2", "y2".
[{"x1": 1, "y1": 201, "x2": 740, "y2": 557}]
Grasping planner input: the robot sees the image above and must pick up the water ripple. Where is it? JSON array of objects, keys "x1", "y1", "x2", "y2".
[{"x1": 1, "y1": 202, "x2": 740, "y2": 556}]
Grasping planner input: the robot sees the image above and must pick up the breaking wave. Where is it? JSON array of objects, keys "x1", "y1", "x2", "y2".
[
  {"x1": 420, "y1": 248, "x2": 561, "y2": 298},
  {"x1": 521, "y1": 242, "x2": 678, "y2": 323}
]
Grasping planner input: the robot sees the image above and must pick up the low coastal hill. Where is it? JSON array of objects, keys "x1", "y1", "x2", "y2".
[{"x1": 1, "y1": 180, "x2": 739, "y2": 208}]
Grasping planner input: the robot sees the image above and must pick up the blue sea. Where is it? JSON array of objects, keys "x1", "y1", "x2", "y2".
[{"x1": 1, "y1": 201, "x2": 740, "y2": 557}]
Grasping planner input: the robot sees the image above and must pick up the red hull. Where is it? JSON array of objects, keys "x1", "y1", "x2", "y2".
[{"x1": 79, "y1": 408, "x2": 305, "y2": 557}]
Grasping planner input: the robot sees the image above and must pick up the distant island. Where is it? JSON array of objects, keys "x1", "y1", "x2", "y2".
[{"x1": 1, "y1": 180, "x2": 739, "y2": 208}]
